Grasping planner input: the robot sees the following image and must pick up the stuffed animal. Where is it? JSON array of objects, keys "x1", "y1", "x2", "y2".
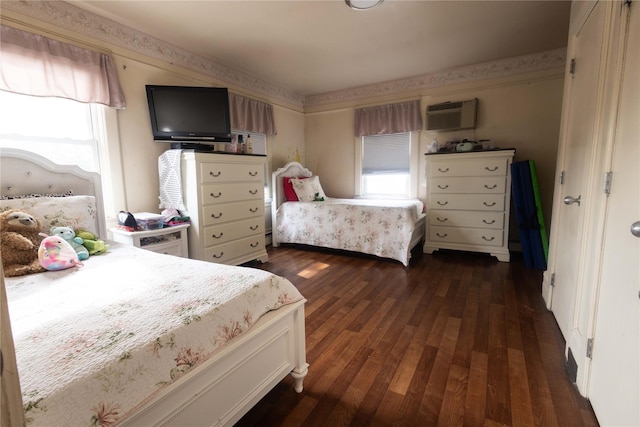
[
  {"x1": 0, "y1": 209, "x2": 46, "y2": 277},
  {"x1": 49, "y1": 226, "x2": 89, "y2": 260},
  {"x1": 38, "y1": 233, "x2": 83, "y2": 271},
  {"x1": 75, "y1": 229, "x2": 108, "y2": 255}
]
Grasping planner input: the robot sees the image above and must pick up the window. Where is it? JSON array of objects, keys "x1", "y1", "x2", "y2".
[
  {"x1": 0, "y1": 90, "x2": 121, "y2": 221},
  {"x1": 359, "y1": 132, "x2": 412, "y2": 198}
]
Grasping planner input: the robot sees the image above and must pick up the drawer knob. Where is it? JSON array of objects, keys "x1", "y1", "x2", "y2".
[
  {"x1": 249, "y1": 189, "x2": 258, "y2": 195},
  {"x1": 437, "y1": 201, "x2": 449, "y2": 206},
  {"x1": 436, "y1": 217, "x2": 448, "y2": 222},
  {"x1": 249, "y1": 171, "x2": 258, "y2": 177},
  {"x1": 483, "y1": 201, "x2": 497, "y2": 207},
  {"x1": 212, "y1": 232, "x2": 224, "y2": 239},
  {"x1": 436, "y1": 232, "x2": 448, "y2": 238},
  {"x1": 250, "y1": 241, "x2": 260, "y2": 248},
  {"x1": 249, "y1": 207, "x2": 258, "y2": 213},
  {"x1": 212, "y1": 252, "x2": 224, "y2": 259},
  {"x1": 438, "y1": 167, "x2": 450, "y2": 173},
  {"x1": 482, "y1": 219, "x2": 496, "y2": 224},
  {"x1": 211, "y1": 212, "x2": 222, "y2": 219},
  {"x1": 484, "y1": 184, "x2": 498, "y2": 190},
  {"x1": 482, "y1": 236, "x2": 495, "y2": 241},
  {"x1": 209, "y1": 171, "x2": 222, "y2": 177},
  {"x1": 210, "y1": 192, "x2": 222, "y2": 198},
  {"x1": 437, "y1": 184, "x2": 449, "y2": 190},
  {"x1": 250, "y1": 225, "x2": 259, "y2": 231},
  {"x1": 485, "y1": 166, "x2": 499, "y2": 172}
]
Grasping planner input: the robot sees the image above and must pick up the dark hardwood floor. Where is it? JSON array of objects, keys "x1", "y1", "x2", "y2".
[{"x1": 237, "y1": 244, "x2": 599, "y2": 426}]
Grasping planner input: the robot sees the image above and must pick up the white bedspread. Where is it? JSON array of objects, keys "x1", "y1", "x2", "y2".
[
  {"x1": 5, "y1": 242, "x2": 303, "y2": 426},
  {"x1": 276, "y1": 197, "x2": 424, "y2": 266}
]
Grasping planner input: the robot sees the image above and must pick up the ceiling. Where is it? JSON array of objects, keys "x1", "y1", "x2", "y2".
[{"x1": 71, "y1": 0, "x2": 571, "y2": 97}]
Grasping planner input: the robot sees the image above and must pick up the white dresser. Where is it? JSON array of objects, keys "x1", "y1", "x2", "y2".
[
  {"x1": 181, "y1": 152, "x2": 268, "y2": 265},
  {"x1": 423, "y1": 149, "x2": 515, "y2": 262}
]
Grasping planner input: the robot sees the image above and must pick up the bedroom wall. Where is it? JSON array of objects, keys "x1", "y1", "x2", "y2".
[{"x1": 305, "y1": 73, "x2": 565, "y2": 240}]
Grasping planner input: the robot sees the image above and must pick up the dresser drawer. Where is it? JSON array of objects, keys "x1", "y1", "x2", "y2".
[
  {"x1": 429, "y1": 210, "x2": 504, "y2": 229},
  {"x1": 145, "y1": 240, "x2": 185, "y2": 257},
  {"x1": 429, "y1": 226, "x2": 504, "y2": 247},
  {"x1": 201, "y1": 182, "x2": 263, "y2": 204},
  {"x1": 204, "y1": 217, "x2": 264, "y2": 246},
  {"x1": 204, "y1": 235, "x2": 265, "y2": 264},
  {"x1": 429, "y1": 194, "x2": 505, "y2": 211},
  {"x1": 429, "y1": 157, "x2": 508, "y2": 177},
  {"x1": 430, "y1": 176, "x2": 506, "y2": 194},
  {"x1": 203, "y1": 200, "x2": 264, "y2": 226},
  {"x1": 200, "y1": 163, "x2": 264, "y2": 183}
]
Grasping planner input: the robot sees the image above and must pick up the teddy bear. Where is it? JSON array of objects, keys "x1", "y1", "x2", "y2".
[
  {"x1": 0, "y1": 209, "x2": 46, "y2": 277},
  {"x1": 49, "y1": 226, "x2": 90, "y2": 260}
]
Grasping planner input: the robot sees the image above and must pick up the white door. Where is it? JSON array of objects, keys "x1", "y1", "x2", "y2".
[
  {"x1": 549, "y1": 1, "x2": 606, "y2": 341},
  {"x1": 587, "y1": 2, "x2": 639, "y2": 425}
]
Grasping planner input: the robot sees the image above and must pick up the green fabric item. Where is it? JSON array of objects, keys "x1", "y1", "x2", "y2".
[{"x1": 528, "y1": 160, "x2": 549, "y2": 262}]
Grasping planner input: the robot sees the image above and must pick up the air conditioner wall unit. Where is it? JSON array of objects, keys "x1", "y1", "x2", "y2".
[{"x1": 426, "y1": 98, "x2": 478, "y2": 132}]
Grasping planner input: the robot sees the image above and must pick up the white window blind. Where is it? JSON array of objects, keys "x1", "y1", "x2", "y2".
[{"x1": 363, "y1": 132, "x2": 410, "y2": 174}]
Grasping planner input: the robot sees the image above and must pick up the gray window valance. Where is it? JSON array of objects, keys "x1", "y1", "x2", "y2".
[
  {"x1": 354, "y1": 99, "x2": 422, "y2": 137},
  {"x1": 0, "y1": 25, "x2": 126, "y2": 109},
  {"x1": 229, "y1": 92, "x2": 276, "y2": 135}
]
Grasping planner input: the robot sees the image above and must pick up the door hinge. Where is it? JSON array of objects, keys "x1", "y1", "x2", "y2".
[
  {"x1": 604, "y1": 171, "x2": 613, "y2": 195},
  {"x1": 586, "y1": 338, "x2": 594, "y2": 358},
  {"x1": 550, "y1": 273, "x2": 555, "y2": 287},
  {"x1": 559, "y1": 171, "x2": 565, "y2": 185},
  {"x1": 569, "y1": 58, "x2": 577, "y2": 76}
]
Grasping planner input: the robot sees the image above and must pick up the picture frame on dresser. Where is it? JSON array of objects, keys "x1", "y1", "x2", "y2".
[{"x1": 423, "y1": 149, "x2": 515, "y2": 262}]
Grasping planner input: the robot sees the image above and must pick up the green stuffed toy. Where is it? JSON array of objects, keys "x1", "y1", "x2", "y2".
[
  {"x1": 50, "y1": 226, "x2": 90, "y2": 260},
  {"x1": 75, "y1": 229, "x2": 108, "y2": 255}
]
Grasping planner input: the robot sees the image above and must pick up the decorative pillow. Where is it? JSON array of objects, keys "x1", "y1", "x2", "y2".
[
  {"x1": 290, "y1": 175, "x2": 326, "y2": 202},
  {"x1": 283, "y1": 176, "x2": 309, "y2": 201},
  {"x1": 0, "y1": 195, "x2": 98, "y2": 235}
]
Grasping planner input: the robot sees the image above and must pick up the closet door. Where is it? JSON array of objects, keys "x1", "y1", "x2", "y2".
[
  {"x1": 587, "y1": 2, "x2": 639, "y2": 425},
  {"x1": 547, "y1": 1, "x2": 606, "y2": 342}
]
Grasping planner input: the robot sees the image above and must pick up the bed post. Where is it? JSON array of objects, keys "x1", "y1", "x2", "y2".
[{"x1": 290, "y1": 301, "x2": 309, "y2": 393}]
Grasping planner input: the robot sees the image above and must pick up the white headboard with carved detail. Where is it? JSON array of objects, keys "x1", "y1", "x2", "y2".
[{"x1": 0, "y1": 148, "x2": 107, "y2": 237}]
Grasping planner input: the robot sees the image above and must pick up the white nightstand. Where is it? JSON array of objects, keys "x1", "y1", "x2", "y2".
[{"x1": 110, "y1": 223, "x2": 190, "y2": 258}]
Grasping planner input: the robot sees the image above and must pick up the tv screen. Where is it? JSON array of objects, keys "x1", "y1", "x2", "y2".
[{"x1": 145, "y1": 85, "x2": 232, "y2": 145}]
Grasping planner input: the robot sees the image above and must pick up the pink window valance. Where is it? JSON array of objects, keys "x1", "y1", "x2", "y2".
[
  {"x1": 354, "y1": 99, "x2": 422, "y2": 137},
  {"x1": 229, "y1": 92, "x2": 276, "y2": 135},
  {"x1": 0, "y1": 25, "x2": 126, "y2": 109}
]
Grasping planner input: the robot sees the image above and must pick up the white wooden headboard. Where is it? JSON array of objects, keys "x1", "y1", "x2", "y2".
[
  {"x1": 0, "y1": 148, "x2": 107, "y2": 238},
  {"x1": 270, "y1": 161, "x2": 313, "y2": 247}
]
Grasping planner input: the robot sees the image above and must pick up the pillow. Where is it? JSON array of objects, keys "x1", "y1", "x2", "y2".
[
  {"x1": 0, "y1": 195, "x2": 99, "y2": 235},
  {"x1": 290, "y1": 175, "x2": 326, "y2": 202},
  {"x1": 283, "y1": 176, "x2": 308, "y2": 201},
  {"x1": 0, "y1": 190, "x2": 74, "y2": 200}
]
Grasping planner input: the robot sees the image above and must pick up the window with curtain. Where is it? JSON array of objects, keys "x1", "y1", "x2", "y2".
[
  {"x1": 361, "y1": 132, "x2": 412, "y2": 198},
  {"x1": 354, "y1": 100, "x2": 421, "y2": 198}
]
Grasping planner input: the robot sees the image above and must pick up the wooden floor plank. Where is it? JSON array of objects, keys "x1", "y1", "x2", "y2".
[{"x1": 236, "y1": 246, "x2": 599, "y2": 426}]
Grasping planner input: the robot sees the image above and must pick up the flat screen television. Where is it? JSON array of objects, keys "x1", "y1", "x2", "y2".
[{"x1": 145, "y1": 85, "x2": 232, "y2": 150}]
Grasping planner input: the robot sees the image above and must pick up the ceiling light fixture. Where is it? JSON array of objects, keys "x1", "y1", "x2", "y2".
[{"x1": 345, "y1": 0, "x2": 384, "y2": 11}]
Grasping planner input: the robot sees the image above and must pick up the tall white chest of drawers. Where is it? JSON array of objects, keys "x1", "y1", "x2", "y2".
[
  {"x1": 181, "y1": 152, "x2": 268, "y2": 265},
  {"x1": 423, "y1": 149, "x2": 515, "y2": 262}
]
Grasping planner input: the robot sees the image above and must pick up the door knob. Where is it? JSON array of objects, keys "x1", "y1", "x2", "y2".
[
  {"x1": 631, "y1": 221, "x2": 640, "y2": 238},
  {"x1": 563, "y1": 195, "x2": 581, "y2": 206}
]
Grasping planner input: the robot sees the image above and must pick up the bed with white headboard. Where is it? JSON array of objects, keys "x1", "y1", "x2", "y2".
[
  {"x1": 1, "y1": 148, "x2": 308, "y2": 426},
  {"x1": 271, "y1": 161, "x2": 426, "y2": 266}
]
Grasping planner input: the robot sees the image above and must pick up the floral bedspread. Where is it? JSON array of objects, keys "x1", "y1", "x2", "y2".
[
  {"x1": 276, "y1": 198, "x2": 425, "y2": 266},
  {"x1": 5, "y1": 242, "x2": 303, "y2": 426}
]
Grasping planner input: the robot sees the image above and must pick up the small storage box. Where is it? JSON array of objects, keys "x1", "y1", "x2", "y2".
[{"x1": 133, "y1": 212, "x2": 164, "y2": 230}]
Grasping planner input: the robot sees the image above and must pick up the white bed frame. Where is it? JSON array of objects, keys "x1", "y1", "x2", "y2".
[
  {"x1": 271, "y1": 161, "x2": 426, "y2": 265},
  {"x1": 1, "y1": 148, "x2": 309, "y2": 426}
]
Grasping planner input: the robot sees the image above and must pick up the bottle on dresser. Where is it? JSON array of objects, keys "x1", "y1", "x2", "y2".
[
  {"x1": 245, "y1": 134, "x2": 252, "y2": 154},
  {"x1": 237, "y1": 134, "x2": 244, "y2": 153}
]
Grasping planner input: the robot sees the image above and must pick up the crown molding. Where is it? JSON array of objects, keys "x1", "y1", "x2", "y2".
[
  {"x1": 2, "y1": 1, "x2": 566, "y2": 110},
  {"x1": 304, "y1": 48, "x2": 567, "y2": 107}
]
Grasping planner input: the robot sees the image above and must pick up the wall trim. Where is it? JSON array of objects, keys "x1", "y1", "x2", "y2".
[{"x1": 2, "y1": 1, "x2": 566, "y2": 110}]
